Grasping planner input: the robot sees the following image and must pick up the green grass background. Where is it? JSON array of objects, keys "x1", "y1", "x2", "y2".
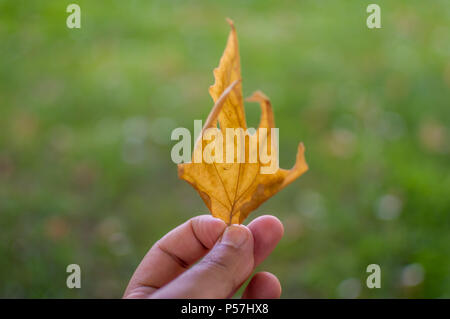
[{"x1": 0, "y1": 0, "x2": 449, "y2": 298}]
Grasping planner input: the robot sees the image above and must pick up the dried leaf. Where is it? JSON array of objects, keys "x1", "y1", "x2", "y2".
[{"x1": 178, "y1": 19, "x2": 308, "y2": 224}]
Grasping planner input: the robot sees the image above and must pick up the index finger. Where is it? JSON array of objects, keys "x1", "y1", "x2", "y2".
[{"x1": 124, "y1": 215, "x2": 226, "y2": 298}]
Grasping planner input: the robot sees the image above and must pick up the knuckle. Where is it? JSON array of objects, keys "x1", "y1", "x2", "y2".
[
  {"x1": 199, "y1": 251, "x2": 237, "y2": 287},
  {"x1": 202, "y1": 257, "x2": 229, "y2": 274}
]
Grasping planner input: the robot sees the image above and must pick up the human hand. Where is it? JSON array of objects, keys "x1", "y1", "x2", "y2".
[{"x1": 123, "y1": 214, "x2": 284, "y2": 298}]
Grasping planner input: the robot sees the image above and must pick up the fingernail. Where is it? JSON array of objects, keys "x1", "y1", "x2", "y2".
[{"x1": 221, "y1": 225, "x2": 249, "y2": 248}]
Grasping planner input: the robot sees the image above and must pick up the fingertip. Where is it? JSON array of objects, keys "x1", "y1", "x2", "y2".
[
  {"x1": 242, "y1": 272, "x2": 282, "y2": 299},
  {"x1": 252, "y1": 215, "x2": 284, "y2": 236},
  {"x1": 247, "y1": 215, "x2": 284, "y2": 266},
  {"x1": 191, "y1": 215, "x2": 227, "y2": 249},
  {"x1": 248, "y1": 214, "x2": 284, "y2": 244},
  {"x1": 221, "y1": 224, "x2": 252, "y2": 248}
]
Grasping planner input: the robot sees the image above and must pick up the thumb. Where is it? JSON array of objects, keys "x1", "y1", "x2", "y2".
[{"x1": 151, "y1": 225, "x2": 254, "y2": 298}]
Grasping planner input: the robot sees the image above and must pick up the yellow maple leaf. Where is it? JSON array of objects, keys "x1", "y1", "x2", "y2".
[{"x1": 178, "y1": 19, "x2": 308, "y2": 225}]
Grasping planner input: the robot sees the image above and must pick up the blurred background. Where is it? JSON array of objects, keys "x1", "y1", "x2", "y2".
[{"x1": 0, "y1": 0, "x2": 449, "y2": 298}]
